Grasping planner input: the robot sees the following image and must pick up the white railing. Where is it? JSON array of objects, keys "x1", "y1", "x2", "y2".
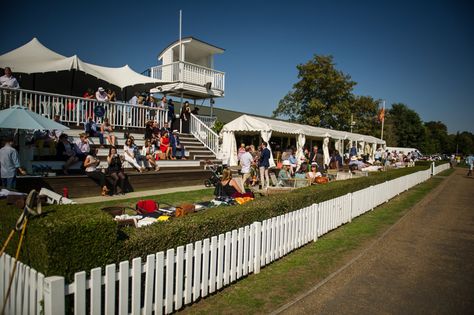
[
  {"x1": 0, "y1": 87, "x2": 168, "y2": 129},
  {"x1": 2, "y1": 165, "x2": 446, "y2": 314},
  {"x1": 0, "y1": 253, "x2": 45, "y2": 315},
  {"x1": 195, "y1": 115, "x2": 217, "y2": 128},
  {"x1": 150, "y1": 61, "x2": 225, "y2": 91},
  {"x1": 190, "y1": 113, "x2": 219, "y2": 155}
]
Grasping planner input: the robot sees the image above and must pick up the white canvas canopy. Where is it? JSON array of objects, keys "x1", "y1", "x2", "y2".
[
  {"x1": 0, "y1": 38, "x2": 161, "y2": 93},
  {"x1": 220, "y1": 114, "x2": 385, "y2": 166}
]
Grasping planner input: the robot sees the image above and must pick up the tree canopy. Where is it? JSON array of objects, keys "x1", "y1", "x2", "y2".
[{"x1": 273, "y1": 55, "x2": 379, "y2": 132}]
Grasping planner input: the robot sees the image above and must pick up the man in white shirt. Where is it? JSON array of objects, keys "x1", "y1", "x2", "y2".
[
  {"x1": 1, "y1": 67, "x2": 20, "y2": 108},
  {"x1": 240, "y1": 146, "x2": 254, "y2": 185},
  {"x1": 95, "y1": 87, "x2": 109, "y2": 102},
  {"x1": 0, "y1": 67, "x2": 20, "y2": 89}
]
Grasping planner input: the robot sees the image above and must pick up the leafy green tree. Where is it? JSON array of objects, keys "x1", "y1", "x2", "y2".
[
  {"x1": 422, "y1": 121, "x2": 451, "y2": 154},
  {"x1": 386, "y1": 103, "x2": 425, "y2": 149},
  {"x1": 273, "y1": 55, "x2": 356, "y2": 130},
  {"x1": 349, "y1": 95, "x2": 380, "y2": 136},
  {"x1": 452, "y1": 131, "x2": 474, "y2": 155}
]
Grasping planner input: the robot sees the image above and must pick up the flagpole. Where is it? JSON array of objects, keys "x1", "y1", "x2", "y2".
[{"x1": 380, "y1": 100, "x2": 385, "y2": 141}]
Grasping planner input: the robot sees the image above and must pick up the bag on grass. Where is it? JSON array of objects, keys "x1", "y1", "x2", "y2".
[{"x1": 136, "y1": 200, "x2": 159, "y2": 214}]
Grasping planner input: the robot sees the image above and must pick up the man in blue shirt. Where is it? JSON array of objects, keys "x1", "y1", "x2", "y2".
[{"x1": 0, "y1": 138, "x2": 26, "y2": 189}]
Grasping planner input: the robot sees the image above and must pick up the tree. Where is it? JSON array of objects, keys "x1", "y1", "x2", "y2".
[
  {"x1": 452, "y1": 131, "x2": 474, "y2": 155},
  {"x1": 349, "y1": 95, "x2": 380, "y2": 136},
  {"x1": 422, "y1": 121, "x2": 451, "y2": 154},
  {"x1": 386, "y1": 103, "x2": 425, "y2": 149},
  {"x1": 273, "y1": 55, "x2": 356, "y2": 130}
]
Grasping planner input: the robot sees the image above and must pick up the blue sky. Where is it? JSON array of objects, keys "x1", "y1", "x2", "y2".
[{"x1": 1, "y1": 0, "x2": 473, "y2": 133}]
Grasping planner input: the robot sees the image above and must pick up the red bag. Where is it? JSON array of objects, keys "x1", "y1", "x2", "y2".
[{"x1": 136, "y1": 200, "x2": 159, "y2": 214}]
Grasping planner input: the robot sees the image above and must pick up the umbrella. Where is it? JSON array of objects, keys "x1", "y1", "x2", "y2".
[{"x1": 0, "y1": 105, "x2": 69, "y2": 130}]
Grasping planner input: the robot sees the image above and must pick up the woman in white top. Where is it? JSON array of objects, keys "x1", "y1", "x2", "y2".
[
  {"x1": 84, "y1": 148, "x2": 110, "y2": 196},
  {"x1": 100, "y1": 118, "x2": 116, "y2": 146},
  {"x1": 123, "y1": 137, "x2": 144, "y2": 172},
  {"x1": 142, "y1": 139, "x2": 159, "y2": 171},
  {"x1": 307, "y1": 162, "x2": 322, "y2": 184}
]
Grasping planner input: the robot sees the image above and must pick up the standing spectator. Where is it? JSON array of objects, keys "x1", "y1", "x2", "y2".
[
  {"x1": 106, "y1": 89, "x2": 116, "y2": 102},
  {"x1": 0, "y1": 67, "x2": 20, "y2": 89},
  {"x1": 180, "y1": 101, "x2": 191, "y2": 133},
  {"x1": 0, "y1": 137, "x2": 26, "y2": 189},
  {"x1": 309, "y1": 146, "x2": 325, "y2": 172},
  {"x1": 158, "y1": 96, "x2": 167, "y2": 110},
  {"x1": 107, "y1": 146, "x2": 126, "y2": 195},
  {"x1": 466, "y1": 154, "x2": 474, "y2": 177},
  {"x1": 240, "y1": 146, "x2": 253, "y2": 185},
  {"x1": 95, "y1": 87, "x2": 109, "y2": 102},
  {"x1": 85, "y1": 116, "x2": 105, "y2": 147},
  {"x1": 237, "y1": 143, "x2": 246, "y2": 163},
  {"x1": 1, "y1": 67, "x2": 20, "y2": 108},
  {"x1": 167, "y1": 98, "x2": 175, "y2": 124},
  {"x1": 349, "y1": 143, "x2": 358, "y2": 157},
  {"x1": 170, "y1": 130, "x2": 186, "y2": 160},
  {"x1": 56, "y1": 134, "x2": 78, "y2": 175},
  {"x1": 100, "y1": 118, "x2": 116, "y2": 146},
  {"x1": 259, "y1": 141, "x2": 271, "y2": 189}
]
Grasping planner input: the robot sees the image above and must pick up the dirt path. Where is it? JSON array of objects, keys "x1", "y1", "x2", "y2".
[{"x1": 276, "y1": 168, "x2": 474, "y2": 314}]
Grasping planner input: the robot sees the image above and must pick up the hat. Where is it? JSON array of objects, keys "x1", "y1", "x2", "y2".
[
  {"x1": 311, "y1": 162, "x2": 317, "y2": 166},
  {"x1": 98, "y1": 87, "x2": 105, "y2": 92},
  {"x1": 172, "y1": 129, "x2": 178, "y2": 134},
  {"x1": 282, "y1": 160, "x2": 291, "y2": 166},
  {"x1": 350, "y1": 156, "x2": 357, "y2": 161}
]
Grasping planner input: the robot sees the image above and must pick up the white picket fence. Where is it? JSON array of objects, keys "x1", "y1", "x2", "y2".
[{"x1": 0, "y1": 163, "x2": 447, "y2": 314}]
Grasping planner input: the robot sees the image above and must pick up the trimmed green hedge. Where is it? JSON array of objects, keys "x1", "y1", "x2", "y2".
[{"x1": 0, "y1": 165, "x2": 439, "y2": 281}]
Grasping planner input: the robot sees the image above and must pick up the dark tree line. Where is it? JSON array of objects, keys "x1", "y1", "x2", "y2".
[{"x1": 273, "y1": 54, "x2": 473, "y2": 155}]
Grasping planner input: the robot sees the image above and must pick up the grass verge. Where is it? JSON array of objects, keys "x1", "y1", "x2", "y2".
[{"x1": 178, "y1": 170, "x2": 452, "y2": 314}]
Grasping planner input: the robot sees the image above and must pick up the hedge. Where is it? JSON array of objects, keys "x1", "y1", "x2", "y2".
[{"x1": 0, "y1": 164, "x2": 437, "y2": 281}]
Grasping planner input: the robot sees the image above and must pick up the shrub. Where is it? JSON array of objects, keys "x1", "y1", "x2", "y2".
[{"x1": 0, "y1": 165, "x2": 437, "y2": 280}]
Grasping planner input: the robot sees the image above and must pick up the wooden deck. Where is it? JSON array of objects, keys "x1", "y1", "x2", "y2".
[{"x1": 17, "y1": 168, "x2": 213, "y2": 199}]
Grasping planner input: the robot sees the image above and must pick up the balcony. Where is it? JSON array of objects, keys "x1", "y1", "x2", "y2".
[{"x1": 150, "y1": 61, "x2": 225, "y2": 93}]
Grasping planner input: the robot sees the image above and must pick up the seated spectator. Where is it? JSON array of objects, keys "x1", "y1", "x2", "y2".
[
  {"x1": 159, "y1": 131, "x2": 171, "y2": 159},
  {"x1": 56, "y1": 134, "x2": 78, "y2": 175},
  {"x1": 278, "y1": 160, "x2": 293, "y2": 187},
  {"x1": 49, "y1": 115, "x2": 63, "y2": 142},
  {"x1": 123, "y1": 137, "x2": 144, "y2": 172},
  {"x1": 95, "y1": 87, "x2": 109, "y2": 102},
  {"x1": 295, "y1": 162, "x2": 308, "y2": 179},
  {"x1": 100, "y1": 118, "x2": 116, "y2": 146},
  {"x1": 348, "y1": 156, "x2": 368, "y2": 171},
  {"x1": 73, "y1": 133, "x2": 90, "y2": 162},
  {"x1": 170, "y1": 130, "x2": 186, "y2": 160},
  {"x1": 107, "y1": 146, "x2": 126, "y2": 195},
  {"x1": 160, "y1": 121, "x2": 171, "y2": 135},
  {"x1": 84, "y1": 117, "x2": 104, "y2": 147},
  {"x1": 191, "y1": 107, "x2": 199, "y2": 115},
  {"x1": 219, "y1": 169, "x2": 253, "y2": 198},
  {"x1": 142, "y1": 139, "x2": 159, "y2": 171},
  {"x1": 84, "y1": 148, "x2": 111, "y2": 196},
  {"x1": 329, "y1": 150, "x2": 343, "y2": 170},
  {"x1": 307, "y1": 162, "x2": 322, "y2": 184}
]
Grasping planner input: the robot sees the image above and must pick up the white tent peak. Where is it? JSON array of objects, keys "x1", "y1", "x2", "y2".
[{"x1": 0, "y1": 37, "x2": 161, "y2": 89}]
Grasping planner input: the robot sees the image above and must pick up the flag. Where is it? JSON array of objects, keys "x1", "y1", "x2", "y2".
[{"x1": 378, "y1": 108, "x2": 385, "y2": 123}]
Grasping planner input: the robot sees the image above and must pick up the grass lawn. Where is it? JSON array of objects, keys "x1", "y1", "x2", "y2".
[{"x1": 177, "y1": 168, "x2": 454, "y2": 314}]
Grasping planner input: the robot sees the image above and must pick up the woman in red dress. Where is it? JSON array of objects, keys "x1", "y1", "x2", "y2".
[{"x1": 160, "y1": 131, "x2": 171, "y2": 159}]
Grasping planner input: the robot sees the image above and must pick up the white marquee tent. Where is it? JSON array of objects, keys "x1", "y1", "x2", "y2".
[
  {"x1": 220, "y1": 114, "x2": 385, "y2": 167},
  {"x1": 0, "y1": 38, "x2": 161, "y2": 95}
]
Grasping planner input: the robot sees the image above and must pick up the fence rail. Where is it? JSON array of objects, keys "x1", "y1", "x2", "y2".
[
  {"x1": 0, "y1": 87, "x2": 168, "y2": 130},
  {"x1": 1, "y1": 163, "x2": 447, "y2": 314},
  {"x1": 189, "y1": 113, "x2": 219, "y2": 155}
]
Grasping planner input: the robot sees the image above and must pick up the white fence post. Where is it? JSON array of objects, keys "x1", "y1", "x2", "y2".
[
  {"x1": 44, "y1": 276, "x2": 64, "y2": 315},
  {"x1": 253, "y1": 222, "x2": 262, "y2": 274}
]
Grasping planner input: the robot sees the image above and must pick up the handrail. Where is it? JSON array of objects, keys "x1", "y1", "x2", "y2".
[
  {"x1": 150, "y1": 61, "x2": 225, "y2": 91},
  {"x1": 0, "y1": 87, "x2": 168, "y2": 129},
  {"x1": 189, "y1": 113, "x2": 220, "y2": 155}
]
